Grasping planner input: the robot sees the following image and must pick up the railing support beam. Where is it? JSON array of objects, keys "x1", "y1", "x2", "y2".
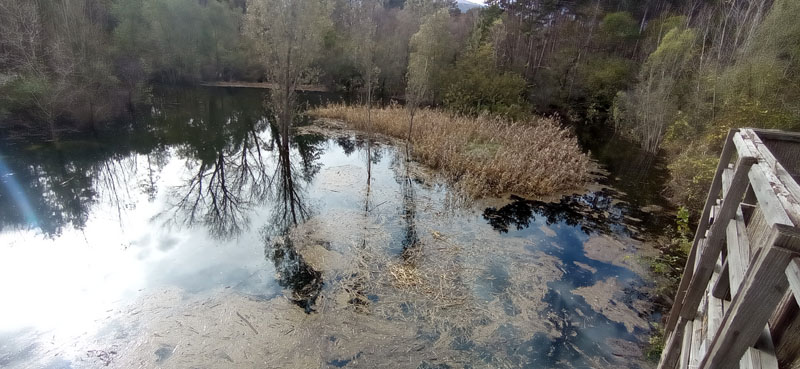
[{"x1": 699, "y1": 226, "x2": 799, "y2": 369}]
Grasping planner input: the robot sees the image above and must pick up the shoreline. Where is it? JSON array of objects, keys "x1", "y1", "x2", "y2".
[{"x1": 199, "y1": 81, "x2": 329, "y2": 92}]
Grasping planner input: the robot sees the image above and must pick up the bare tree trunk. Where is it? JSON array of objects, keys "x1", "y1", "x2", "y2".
[{"x1": 406, "y1": 108, "x2": 415, "y2": 161}]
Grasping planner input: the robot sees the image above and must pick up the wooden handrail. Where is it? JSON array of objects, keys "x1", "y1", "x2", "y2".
[{"x1": 658, "y1": 128, "x2": 800, "y2": 369}]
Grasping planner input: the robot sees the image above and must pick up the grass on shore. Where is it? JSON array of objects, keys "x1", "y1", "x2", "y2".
[{"x1": 309, "y1": 104, "x2": 591, "y2": 197}]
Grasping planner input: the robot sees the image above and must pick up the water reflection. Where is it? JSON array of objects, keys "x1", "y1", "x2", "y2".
[
  {"x1": 262, "y1": 124, "x2": 323, "y2": 313},
  {"x1": 162, "y1": 118, "x2": 272, "y2": 238},
  {"x1": 0, "y1": 87, "x2": 663, "y2": 368},
  {"x1": 0, "y1": 145, "x2": 98, "y2": 236},
  {"x1": 483, "y1": 192, "x2": 653, "y2": 368},
  {"x1": 485, "y1": 190, "x2": 631, "y2": 237},
  {"x1": 397, "y1": 157, "x2": 419, "y2": 260}
]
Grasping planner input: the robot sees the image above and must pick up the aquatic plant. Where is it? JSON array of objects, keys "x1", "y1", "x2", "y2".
[{"x1": 309, "y1": 104, "x2": 591, "y2": 197}]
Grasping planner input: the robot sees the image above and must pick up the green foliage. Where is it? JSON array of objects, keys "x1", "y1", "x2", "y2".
[
  {"x1": 112, "y1": 0, "x2": 245, "y2": 83},
  {"x1": 0, "y1": 75, "x2": 50, "y2": 119},
  {"x1": 615, "y1": 24, "x2": 697, "y2": 152},
  {"x1": 676, "y1": 206, "x2": 690, "y2": 237},
  {"x1": 578, "y1": 56, "x2": 634, "y2": 119},
  {"x1": 716, "y1": 0, "x2": 800, "y2": 133},
  {"x1": 646, "y1": 27, "x2": 696, "y2": 72},
  {"x1": 444, "y1": 41, "x2": 529, "y2": 119},
  {"x1": 408, "y1": 8, "x2": 454, "y2": 104},
  {"x1": 599, "y1": 12, "x2": 639, "y2": 44},
  {"x1": 640, "y1": 15, "x2": 687, "y2": 56},
  {"x1": 645, "y1": 324, "x2": 666, "y2": 363},
  {"x1": 667, "y1": 144, "x2": 717, "y2": 214},
  {"x1": 651, "y1": 1, "x2": 800, "y2": 216}
]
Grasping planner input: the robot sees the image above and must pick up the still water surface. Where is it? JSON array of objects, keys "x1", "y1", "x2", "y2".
[{"x1": 0, "y1": 88, "x2": 668, "y2": 368}]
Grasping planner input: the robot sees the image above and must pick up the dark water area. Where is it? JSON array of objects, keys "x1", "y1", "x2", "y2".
[
  {"x1": 573, "y1": 122, "x2": 672, "y2": 212},
  {"x1": 0, "y1": 87, "x2": 670, "y2": 368}
]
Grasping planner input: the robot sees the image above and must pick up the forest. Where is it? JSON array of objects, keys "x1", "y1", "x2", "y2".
[
  {"x1": 2, "y1": 0, "x2": 799, "y2": 217},
  {"x1": 2, "y1": 0, "x2": 800, "y2": 367}
]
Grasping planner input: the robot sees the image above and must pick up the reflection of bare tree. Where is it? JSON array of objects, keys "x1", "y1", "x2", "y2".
[
  {"x1": 293, "y1": 133, "x2": 326, "y2": 181},
  {"x1": 336, "y1": 135, "x2": 356, "y2": 155},
  {"x1": 94, "y1": 155, "x2": 138, "y2": 225},
  {"x1": 139, "y1": 150, "x2": 170, "y2": 202},
  {"x1": 23, "y1": 157, "x2": 95, "y2": 235},
  {"x1": 262, "y1": 127, "x2": 323, "y2": 313},
  {"x1": 336, "y1": 136, "x2": 379, "y2": 312},
  {"x1": 267, "y1": 126, "x2": 309, "y2": 233},
  {"x1": 166, "y1": 124, "x2": 272, "y2": 239},
  {"x1": 397, "y1": 155, "x2": 419, "y2": 261}
]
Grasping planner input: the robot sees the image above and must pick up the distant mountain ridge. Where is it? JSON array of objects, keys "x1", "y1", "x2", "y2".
[{"x1": 456, "y1": 0, "x2": 483, "y2": 12}]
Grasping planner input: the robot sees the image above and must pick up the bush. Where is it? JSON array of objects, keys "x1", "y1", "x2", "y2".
[
  {"x1": 666, "y1": 144, "x2": 717, "y2": 217},
  {"x1": 443, "y1": 43, "x2": 530, "y2": 120}
]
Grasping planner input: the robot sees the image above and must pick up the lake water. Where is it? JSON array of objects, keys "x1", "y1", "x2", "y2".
[{"x1": 0, "y1": 87, "x2": 669, "y2": 368}]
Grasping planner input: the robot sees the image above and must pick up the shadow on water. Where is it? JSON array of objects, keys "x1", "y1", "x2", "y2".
[{"x1": 574, "y1": 122, "x2": 671, "y2": 210}]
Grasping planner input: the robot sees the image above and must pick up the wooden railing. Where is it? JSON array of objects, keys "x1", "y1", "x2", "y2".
[{"x1": 658, "y1": 128, "x2": 800, "y2": 369}]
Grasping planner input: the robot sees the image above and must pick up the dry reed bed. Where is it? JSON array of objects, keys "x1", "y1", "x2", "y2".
[{"x1": 309, "y1": 104, "x2": 592, "y2": 196}]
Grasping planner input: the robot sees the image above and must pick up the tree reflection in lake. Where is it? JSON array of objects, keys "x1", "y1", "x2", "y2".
[
  {"x1": 0, "y1": 88, "x2": 665, "y2": 368},
  {"x1": 261, "y1": 122, "x2": 323, "y2": 313},
  {"x1": 485, "y1": 190, "x2": 641, "y2": 237},
  {"x1": 157, "y1": 92, "x2": 273, "y2": 238},
  {"x1": 397, "y1": 155, "x2": 419, "y2": 260},
  {"x1": 0, "y1": 142, "x2": 148, "y2": 236}
]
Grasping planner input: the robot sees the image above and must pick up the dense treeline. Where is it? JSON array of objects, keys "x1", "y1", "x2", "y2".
[{"x1": 1, "y1": 0, "x2": 799, "y2": 214}]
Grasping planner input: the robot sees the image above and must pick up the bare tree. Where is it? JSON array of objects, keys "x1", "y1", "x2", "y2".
[
  {"x1": 244, "y1": 0, "x2": 332, "y2": 142},
  {"x1": 404, "y1": 58, "x2": 427, "y2": 159},
  {"x1": 404, "y1": 8, "x2": 452, "y2": 158},
  {"x1": 0, "y1": 0, "x2": 43, "y2": 74}
]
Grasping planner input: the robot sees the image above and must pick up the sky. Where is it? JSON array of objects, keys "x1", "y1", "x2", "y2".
[{"x1": 460, "y1": 0, "x2": 486, "y2": 5}]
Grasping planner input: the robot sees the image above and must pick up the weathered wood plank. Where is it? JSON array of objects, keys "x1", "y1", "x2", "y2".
[
  {"x1": 680, "y1": 319, "x2": 694, "y2": 369},
  {"x1": 680, "y1": 156, "x2": 757, "y2": 321},
  {"x1": 661, "y1": 128, "x2": 800, "y2": 369},
  {"x1": 698, "y1": 227, "x2": 800, "y2": 369},
  {"x1": 744, "y1": 129, "x2": 800, "y2": 226},
  {"x1": 689, "y1": 314, "x2": 704, "y2": 368},
  {"x1": 734, "y1": 131, "x2": 796, "y2": 227},
  {"x1": 665, "y1": 130, "x2": 738, "y2": 334},
  {"x1": 750, "y1": 127, "x2": 800, "y2": 143},
  {"x1": 658, "y1": 321, "x2": 685, "y2": 369},
  {"x1": 712, "y1": 259, "x2": 730, "y2": 299},
  {"x1": 772, "y1": 294, "x2": 800, "y2": 367},
  {"x1": 769, "y1": 291, "x2": 796, "y2": 342},
  {"x1": 739, "y1": 328, "x2": 780, "y2": 369},
  {"x1": 744, "y1": 184, "x2": 757, "y2": 205},
  {"x1": 707, "y1": 295, "x2": 723, "y2": 347},
  {"x1": 726, "y1": 207, "x2": 750, "y2": 297},
  {"x1": 786, "y1": 257, "x2": 800, "y2": 299},
  {"x1": 722, "y1": 166, "x2": 734, "y2": 196}
]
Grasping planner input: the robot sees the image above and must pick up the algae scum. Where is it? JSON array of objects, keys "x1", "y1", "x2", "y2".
[{"x1": 0, "y1": 88, "x2": 666, "y2": 368}]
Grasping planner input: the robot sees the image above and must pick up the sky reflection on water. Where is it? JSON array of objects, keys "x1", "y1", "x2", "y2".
[{"x1": 0, "y1": 87, "x2": 666, "y2": 368}]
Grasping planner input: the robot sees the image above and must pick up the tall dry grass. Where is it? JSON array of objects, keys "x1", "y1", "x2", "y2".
[{"x1": 309, "y1": 104, "x2": 591, "y2": 197}]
